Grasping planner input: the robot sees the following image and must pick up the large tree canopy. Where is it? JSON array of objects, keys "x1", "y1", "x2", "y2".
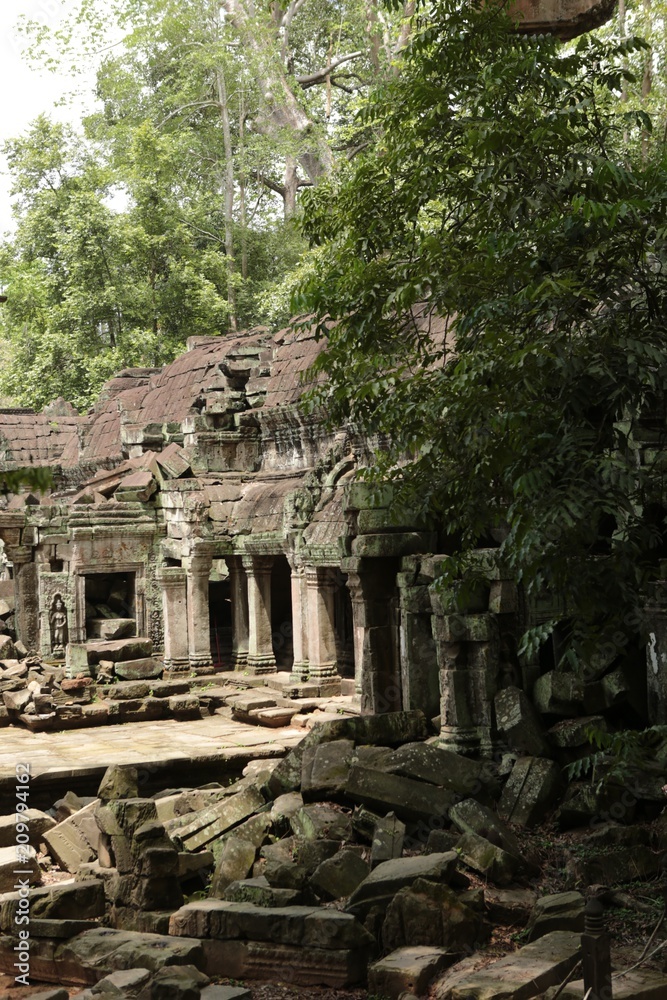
[{"x1": 295, "y1": 0, "x2": 667, "y2": 668}]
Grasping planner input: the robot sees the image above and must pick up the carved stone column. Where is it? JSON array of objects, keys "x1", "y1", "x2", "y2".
[
  {"x1": 158, "y1": 567, "x2": 189, "y2": 672},
  {"x1": 242, "y1": 555, "x2": 276, "y2": 675},
  {"x1": 289, "y1": 563, "x2": 309, "y2": 683},
  {"x1": 343, "y1": 557, "x2": 402, "y2": 715},
  {"x1": 305, "y1": 566, "x2": 338, "y2": 682},
  {"x1": 228, "y1": 556, "x2": 249, "y2": 670},
  {"x1": 186, "y1": 544, "x2": 213, "y2": 670},
  {"x1": 9, "y1": 546, "x2": 39, "y2": 652}
]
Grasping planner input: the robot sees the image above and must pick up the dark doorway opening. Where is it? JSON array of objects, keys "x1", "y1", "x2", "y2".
[
  {"x1": 271, "y1": 555, "x2": 293, "y2": 669},
  {"x1": 209, "y1": 579, "x2": 232, "y2": 669},
  {"x1": 334, "y1": 573, "x2": 354, "y2": 678},
  {"x1": 85, "y1": 572, "x2": 136, "y2": 639}
]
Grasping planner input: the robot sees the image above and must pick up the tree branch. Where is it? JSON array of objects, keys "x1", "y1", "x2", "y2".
[
  {"x1": 297, "y1": 51, "x2": 363, "y2": 89},
  {"x1": 157, "y1": 101, "x2": 219, "y2": 128}
]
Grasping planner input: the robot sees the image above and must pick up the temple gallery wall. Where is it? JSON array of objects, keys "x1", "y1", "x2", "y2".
[{"x1": 0, "y1": 320, "x2": 660, "y2": 748}]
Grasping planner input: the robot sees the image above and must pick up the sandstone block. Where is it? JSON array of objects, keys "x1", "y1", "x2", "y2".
[
  {"x1": 345, "y1": 766, "x2": 453, "y2": 823},
  {"x1": 368, "y1": 946, "x2": 458, "y2": 1000},
  {"x1": 456, "y1": 832, "x2": 523, "y2": 886},
  {"x1": 0, "y1": 880, "x2": 105, "y2": 931},
  {"x1": 498, "y1": 756, "x2": 562, "y2": 827},
  {"x1": 0, "y1": 844, "x2": 40, "y2": 892},
  {"x1": 301, "y1": 739, "x2": 355, "y2": 798},
  {"x1": 346, "y1": 852, "x2": 458, "y2": 917},
  {"x1": 494, "y1": 686, "x2": 552, "y2": 757},
  {"x1": 114, "y1": 657, "x2": 162, "y2": 681},
  {"x1": 382, "y1": 878, "x2": 481, "y2": 951},
  {"x1": 43, "y1": 803, "x2": 99, "y2": 874},
  {"x1": 533, "y1": 671, "x2": 585, "y2": 716},
  {"x1": 210, "y1": 838, "x2": 257, "y2": 897},
  {"x1": 435, "y1": 930, "x2": 580, "y2": 999},
  {"x1": 177, "y1": 786, "x2": 265, "y2": 851},
  {"x1": 526, "y1": 891, "x2": 585, "y2": 941},
  {"x1": 54, "y1": 926, "x2": 203, "y2": 980},
  {"x1": 310, "y1": 850, "x2": 369, "y2": 901},
  {"x1": 0, "y1": 808, "x2": 55, "y2": 849},
  {"x1": 371, "y1": 812, "x2": 405, "y2": 867},
  {"x1": 264, "y1": 711, "x2": 429, "y2": 798},
  {"x1": 290, "y1": 803, "x2": 352, "y2": 842},
  {"x1": 86, "y1": 638, "x2": 153, "y2": 664},
  {"x1": 97, "y1": 765, "x2": 139, "y2": 802},
  {"x1": 223, "y1": 877, "x2": 303, "y2": 908}
]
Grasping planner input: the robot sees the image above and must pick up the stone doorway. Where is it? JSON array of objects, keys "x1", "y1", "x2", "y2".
[
  {"x1": 84, "y1": 572, "x2": 137, "y2": 640},
  {"x1": 334, "y1": 573, "x2": 354, "y2": 678},
  {"x1": 271, "y1": 555, "x2": 293, "y2": 670},
  {"x1": 209, "y1": 574, "x2": 232, "y2": 669}
]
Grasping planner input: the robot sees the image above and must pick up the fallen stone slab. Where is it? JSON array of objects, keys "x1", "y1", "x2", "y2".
[
  {"x1": 176, "y1": 786, "x2": 265, "y2": 851},
  {"x1": 30, "y1": 918, "x2": 101, "y2": 939},
  {"x1": 43, "y1": 800, "x2": 100, "y2": 873},
  {"x1": 449, "y1": 799, "x2": 525, "y2": 861},
  {"x1": 0, "y1": 843, "x2": 40, "y2": 892},
  {"x1": 346, "y1": 852, "x2": 458, "y2": 917},
  {"x1": 548, "y1": 968, "x2": 667, "y2": 999},
  {"x1": 310, "y1": 849, "x2": 370, "y2": 901},
  {"x1": 140, "y1": 962, "x2": 209, "y2": 998},
  {"x1": 381, "y1": 742, "x2": 489, "y2": 797},
  {"x1": 201, "y1": 987, "x2": 252, "y2": 1000},
  {"x1": 345, "y1": 765, "x2": 454, "y2": 823},
  {"x1": 533, "y1": 671, "x2": 585, "y2": 716},
  {"x1": 369, "y1": 946, "x2": 459, "y2": 1000},
  {"x1": 0, "y1": 807, "x2": 55, "y2": 848},
  {"x1": 86, "y1": 966, "x2": 151, "y2": 994},
  {"x1": 371, "y1": 811, "x2": 405, "y2": 867},
  {"x1": 456, "y1": 831, "x2": 524, "y2": 887},
  {"x1": 436, "y1": 930, "x2": 581, "y2": 1000},
  {"x1": 98, "y1": 765, "x2": 139, "y2": 802},
  {"x1": 169, "y1": 899, "x2": 374, "y2": 952},
  {"x1": 494, "y1": 686, "x2": 552, "y2": 758},
  {"x1": 0, "y1": 879, "x2": 105, "y2": 931},
  {"x1": 114, "y1": 657, "x2": 163, "y2": 681},
  {"x1": 301, "y1": 739, "x2": 355, "y2": 798},
  {"x1": 526, "y1": 892, "x2": 585, "y2": 941},
  {"x1": 53, "y1": 927, "x2": 204, "y2": 985},
  {"x1": 498, "y1": 756, "x2": 562, "y2": 827},
  {"x1": 383, "y1": 877, "x2": 483, "y2": 951},
  {"x1": 210, "y1": 837, "x2": 257, "y2": 896},
  {"x1": 290, "y1": 803, "x2": 353, "y2": 842},
  {"x1": 85, "y1": 638, "x2": 154, "y2": 665},
  {"x1": 484, "y1": 887, "x2": 536, "y2": 926},
  {"x1": 224, "y1": 876, "x2": 303, "y2": 908},
  {"x1": 264, "y1": 710, "x2": 429, "y2": 798}
]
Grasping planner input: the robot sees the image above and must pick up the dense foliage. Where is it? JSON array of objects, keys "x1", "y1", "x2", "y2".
[
  {"x1": 295, "y1": 0, "x2": 667, "y2": 666},
  {"x1": 0, "y1": 0, "x2": 412, "y2": 409}
]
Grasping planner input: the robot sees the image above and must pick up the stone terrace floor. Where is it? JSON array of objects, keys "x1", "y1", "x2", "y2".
[{"x1": 0, "y1": 716, "x2": 304, "y2": 801}]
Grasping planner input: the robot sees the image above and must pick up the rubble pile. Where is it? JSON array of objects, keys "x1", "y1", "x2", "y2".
[
  {"x1": 0, "y1": 710, "x2": 665, "y2": 998},
  {"x1": 0, "y1": 629, "x2": 360, "y2": 733}
]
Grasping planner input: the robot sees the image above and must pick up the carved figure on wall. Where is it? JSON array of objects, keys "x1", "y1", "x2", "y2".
[{"x1": 49, "y1": 594, "x2": 68, "y2": 656}]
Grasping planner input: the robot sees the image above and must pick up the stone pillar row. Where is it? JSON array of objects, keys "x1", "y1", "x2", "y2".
[{"x1": 157, "y1": 550, "x2": 351, "y2": 682}]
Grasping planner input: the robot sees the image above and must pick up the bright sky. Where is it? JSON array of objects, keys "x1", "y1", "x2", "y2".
[{"x1": 0, "y1": 0, "x2": 98, "y2": 236}]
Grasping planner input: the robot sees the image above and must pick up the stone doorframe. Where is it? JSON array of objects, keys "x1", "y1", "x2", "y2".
[{"x1": 71, "y1": 562, "x2": 146, "y2": 643}]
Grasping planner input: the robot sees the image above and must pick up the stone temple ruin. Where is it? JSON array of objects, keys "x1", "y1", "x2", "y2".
[
  {"x1": 0, "y1": 322, "x2": 664, "y2": 1000},
  {"x1": 0, "y1": 321, "x2": 660, "y2": 743}
]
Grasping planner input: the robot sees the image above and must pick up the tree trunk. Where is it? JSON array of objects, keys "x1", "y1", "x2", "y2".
[
  {"x1": 283, "y1": 156, "x2": 298, "y2": 220},
  {"x1": 215, "y1": 63, "x2": 237, "y2": 332},
  {"x1": 222, "y1": 0, "x2": 332, "y2": 183}
]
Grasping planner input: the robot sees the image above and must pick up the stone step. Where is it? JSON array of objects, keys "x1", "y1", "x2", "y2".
[{"x1": 550, "y1": 968, "x2": 667, "y2": 999}]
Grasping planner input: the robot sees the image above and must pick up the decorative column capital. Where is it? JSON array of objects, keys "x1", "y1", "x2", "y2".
[
  {"x1": 157, "y1": 566, "x2": 187, "y2": 588},
  {"x1": 242, "y1": 554, "x2": 274, "y2": 577}
]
